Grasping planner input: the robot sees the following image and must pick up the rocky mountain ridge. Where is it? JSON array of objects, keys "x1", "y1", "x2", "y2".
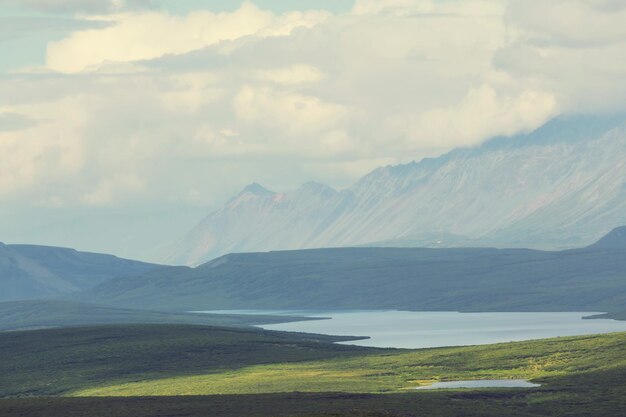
[{"x1": 167, "y1": 115, "x2": 626, "y2": 265}]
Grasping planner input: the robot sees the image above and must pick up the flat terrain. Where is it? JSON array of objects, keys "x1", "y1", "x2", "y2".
[
  {"x1": 2, "y1": 386, "x2": 626, "y2": 417},
  {"x1": 1, "y1": 325, "x2": 625, "y2": 416},
  {"x1": 0, "y1": 299, "x2": 317, "y2": 332}
]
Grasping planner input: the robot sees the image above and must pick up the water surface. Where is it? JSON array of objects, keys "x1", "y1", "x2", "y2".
[
  {"x1": 200, "y1": 310, "x2": 626, "y2": 349},
  {"x1": 414, "y1": 379, "x2": 541, "y2": 390}
]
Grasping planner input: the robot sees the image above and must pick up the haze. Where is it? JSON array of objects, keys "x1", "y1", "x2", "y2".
[{"x1": 1, "y1": 0, "x2": 626, "y2": 261}]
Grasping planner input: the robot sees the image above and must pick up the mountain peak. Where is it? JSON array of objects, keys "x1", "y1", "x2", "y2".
[
  {"x1": 226, "y1": 183, "x2": 276, "y2": 208},
  {"x1": 239, "y1": 182, "x2": 275, "y2": 196},
  {"x1": 166, "y1": 115, "x2": 626, "y2": 265},
  {"x1": 590, "y1": 226, "x2": 626, "y2": 249}
]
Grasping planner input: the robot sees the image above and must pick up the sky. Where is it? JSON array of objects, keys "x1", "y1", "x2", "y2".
[{"x1": 1, "y1": 0, "x2": 626, "y2": 261}]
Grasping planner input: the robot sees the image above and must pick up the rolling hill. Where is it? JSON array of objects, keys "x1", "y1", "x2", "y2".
[
  {"x1": 82, "y1": 227, "x2": 626, "y2": 312},
  {"x1": 0, "y1": 243, "x2": 159, "y2": 302},
  {"x1": 0, "y1": 324, "x2": 365, "y2": 397}
]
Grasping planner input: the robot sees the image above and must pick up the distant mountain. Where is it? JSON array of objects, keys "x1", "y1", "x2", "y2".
[
  {"x1": 83, "y1": 227, "x2": 626, "y2": 312},
  {"x1": 165, "y1": 114, "x2": 626, "y2": 266},
  {"x1": 0, "y1": 243, "x2": 159, "y2": 302},
  {"x1": 589, "y1": 226, "x2": 626, "y2": 249}
]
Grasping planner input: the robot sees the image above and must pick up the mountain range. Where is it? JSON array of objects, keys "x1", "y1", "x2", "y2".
[
  {"x1": 165, "y1": 115, "x2": 626, "y2": 266},
  {"x1": 82, "y1": 226, "x2": 626, "y2": 312}
]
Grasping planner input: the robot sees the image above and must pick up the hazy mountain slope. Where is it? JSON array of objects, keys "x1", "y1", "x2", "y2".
[
  {"x1": 0, "y1": 244, "x2": 159, "y2": 302},
  {"x1": 589, "y1": 226, "x2": 626, "y2": 249},
  {"x1": 166, "y1": 115, "x2": 626, "y2": 266},
  {"x1": 0, "y1": 243, "x2": 75, "y2": 301},
  {"x1": 84, "y1": 227, "x2": 626, "y2": 312}
]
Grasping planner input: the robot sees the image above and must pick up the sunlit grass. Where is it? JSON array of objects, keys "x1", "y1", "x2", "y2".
[{"x1": 72, "y1": 332, "x2": 626, "y2": 396}]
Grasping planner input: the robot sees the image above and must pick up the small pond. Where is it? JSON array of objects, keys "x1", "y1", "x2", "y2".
[{"x1": 414, "y1": 379, "x2": 541, "y2": 390}]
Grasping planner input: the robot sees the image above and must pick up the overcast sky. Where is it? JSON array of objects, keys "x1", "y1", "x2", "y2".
[{"x1": 1, "y1": 0, "x2": 625, "y2": 260}]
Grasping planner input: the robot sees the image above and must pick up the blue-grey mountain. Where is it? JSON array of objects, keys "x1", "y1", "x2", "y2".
[
  {"x1": 166, "y1": 115, "x2": 626, "y2": 266},
  {"x1": 84, "y1": 226, "x2": 626, "y2": 312},
  {"x1": 0, "y1": 243, "x2": 159, "y2": 302}
]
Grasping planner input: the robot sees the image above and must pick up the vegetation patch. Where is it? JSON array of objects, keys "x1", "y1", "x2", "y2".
[
  {"x1": 69, "y1": 332, "x2": 626, "y2": 397},
  {"x1": 2, "y1": 325, "x2": 626, "y2": 416}
]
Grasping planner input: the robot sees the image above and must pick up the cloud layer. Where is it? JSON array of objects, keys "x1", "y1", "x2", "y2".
[{"x1": 1, "y1": 0, "x2": 625, "y2": 227}]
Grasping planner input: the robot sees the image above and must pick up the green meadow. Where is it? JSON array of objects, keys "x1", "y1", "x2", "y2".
[
  {"x1": 71, "y1": 331, "x2": 626, "y2": 396},
  {"x1": 0, "y1": 324, "x2": 366, "y2": 397},
  {"x1": 1, "y1": 325, "x2": 626, "y2": 416}
]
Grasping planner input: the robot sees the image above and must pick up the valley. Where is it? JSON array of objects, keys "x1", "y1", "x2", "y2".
[
  {"x1": 4, "y1": 2, "x2": 626, "y2": 415},
  {"x1": 2, "y1": 178, "x2": 626, "y2": 417}
]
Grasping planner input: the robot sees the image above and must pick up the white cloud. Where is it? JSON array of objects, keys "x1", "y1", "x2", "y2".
[
  {"x1": 256, "y1": 64, "x2": 325, "y2": 85},
  {"x1": 505, "y1": 0, "x2": 626, "y2": 47},
  {"x1": 1, "y1": 0, "x2": 625, "y2": 214},
  {"x1": 160, "y1": 72, "x2": 222, "y2": 112},
  {"x1": 45, "y1": 3, "x2": 330, "y2": 73},
  {"x1": 352, "y1": 0, "x2": 504, "y2": 16},
  {"x1": 233, "y1": 85, "x2": 347, "y2": 137},
  {"x1": 4, "y1": 0, "x2": 152, "y2": 14},
  {"x1": 403, "y1": 85, "x2": 557, "y2": 148},
  {"x1": 496, "y1": 0, "x2": 626, "y2": 113},
  {"x1": 0, "y1": 112, "x2": 37, "y2": 132}
]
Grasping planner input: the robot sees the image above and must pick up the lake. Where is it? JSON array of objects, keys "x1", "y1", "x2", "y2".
[{"x1": 200, "y1": 310, "x2": 626, "y2": 349}]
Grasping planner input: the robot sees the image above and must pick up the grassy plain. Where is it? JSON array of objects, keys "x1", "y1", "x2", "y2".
[
  {"x1": 0, "y1": 324, "x2": 366, "y2": 397},
  {"x1": 0, "y1": 299, "x2": 317, "y2": 332},
  {"x1": 71, "y1": 331, "x2": 626, "y2": 396},
  {"x1": 1, "y1": 325, "x2": 625, "y2": 416}
]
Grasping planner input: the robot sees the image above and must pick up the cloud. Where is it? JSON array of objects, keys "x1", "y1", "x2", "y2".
[
  {"x1": 81, "y1": 173, "x2": 144, "y2": 205},
  {"x1": 233, "y1": 85, "x2": 347, "y2": 137},
  {"x1": 256, "y1": 64, "x2": 325, "y2": 85},
  {"x1": 2, "y1": 0, "x2": 153, "y2": 14},
  {"x1": 0, "y1": 112, "x2": 37, "y2": 132},
  {"x1": 160, "y1": 72, "x2": 223, "y2": 112},
  {"x1": 45, "y1": 3, "x2": 329, "y2": 73},
  {"x1": 0, "y1": 16, "x2": 110, "y2": 41},
  {"x1": 403, "y1": 85, "x2": 558, "y2": 148},
  {"x1": 496, "y1": 0, "x2": 626, "y2": 113},
  {"x1": 505, "y1": 0, "x2": 626, "y2": 47},
  {"x1": 1, "y1": 0, "x2": 625, "y2": 215}
]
